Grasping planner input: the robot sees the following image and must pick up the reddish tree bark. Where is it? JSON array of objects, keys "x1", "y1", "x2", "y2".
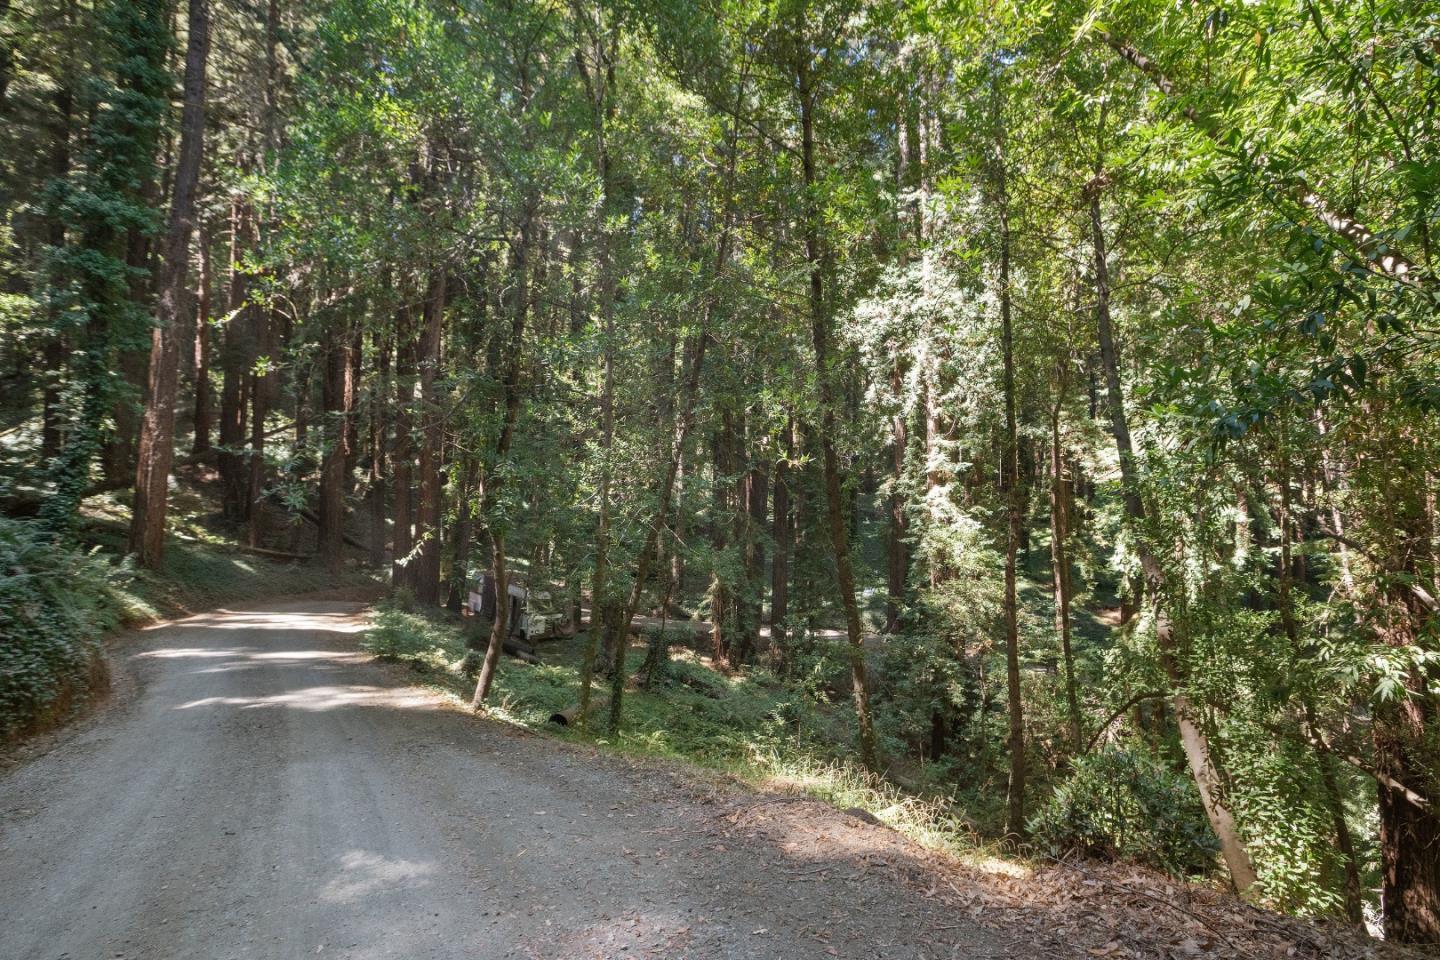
[
  {"x1": 128, "y1": 0, "x2": 211, "y2": 567},
  {"x1": 317, "y1": 319, "x2": 350, "y2": 569}
]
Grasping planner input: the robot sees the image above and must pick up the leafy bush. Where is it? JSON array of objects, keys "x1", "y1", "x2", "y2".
[
  {"x1": 1224, "y1": 724, "x2": 1362, "y2": 918},
  {"x1": 361, "y1": 604, "x2": 464, "y2": 667},
  {"x1": 0, "y1": 518, "x2": 121, "y2": 739},
  {"x1": 1029, "y1": 748, "x2": 1219, "y2": 877},
  {"x1": 661, "y1": 655, "x2": 730, "y2": 697}
]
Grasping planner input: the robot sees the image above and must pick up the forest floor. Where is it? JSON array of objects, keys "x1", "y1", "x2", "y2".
[{"x1": 0, "y1": 598, "x2": 1413, "y2": 960}]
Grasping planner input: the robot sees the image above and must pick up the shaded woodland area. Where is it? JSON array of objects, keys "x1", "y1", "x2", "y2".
[{"x1": 1, "y1": 0, "x2": 1437, "y2": 946}]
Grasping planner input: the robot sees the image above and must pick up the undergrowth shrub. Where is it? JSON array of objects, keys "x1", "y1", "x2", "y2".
[
  {"x1": 362, "y1": 603, "x2": 464, "y2": 667},
  {"x1": 1028, "y1": 747, "x2": 1219, "y2": 877},
  {"x1": 488, "y1": 663, "x2": 578, "y2": 726},
  {"x1": 1224, "y1": 726, "x2": 1360, "y2": 918},
  {"x1": 0, "y1": 518, "x2": 121, "y2": 739}
]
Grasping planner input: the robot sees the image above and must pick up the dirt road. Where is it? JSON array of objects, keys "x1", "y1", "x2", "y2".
[{"x1": 0, "y1": 600, "x2": 996, "y2": 960}]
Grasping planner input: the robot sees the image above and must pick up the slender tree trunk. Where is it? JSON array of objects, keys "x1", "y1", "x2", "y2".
[
  {"x1": 1367, "y1": 447, "x2": 1440, "y2": 943},
  {"x1": 1089, "y1": 187, "x2": 1258, "y2": 895},
  {"x1": 391, "y1": 303, "x2": 416, "y2": 588},
  {"x1": 733, "y1": 415, "x2": 752, "y2": 661},
  {"x1": 241, "y1": 0, "x2": 283, "y2": 544},
  {"x1": 885, "y1": 362, "x2": 907, "y2": 632},
  {"x1": 105, "y1": 168, "x2": 160, "y2": 488},
  {"x1": 368, "y1": 326, "x2": 390, "y2": 568},
  {"x1": 128, "y1": 0, "x2": 210, "y2": 567},
  {"x1": 1375, "y1": 687, "x2": 1440, "y2": 943},
  {"x1": 797, "y1": 44, "x2": 876, "y2": 770},
  {"x1": 414, "y1": 272, "x2": 446, "y2": 605},
  {"x1": 1304, "y1": 704, "x2": 1367, "y2": 924},
  {"x1": 671, "y1": 444, "x2": 687, "y2": 600},
  {"x1": 40, "y1": 79, "x2": 74, "y2": 461},
  {"x1": 473, "y1": 207, "x2": 533, "y2": 706},
  {"x1": 244, "y1": 303, "x2": 274, "y2": 546},
  {"x1": 318, "y1": 318, "x2": 348, "y2": 569},
  {"x1": 996, "y1": 136, "x2": 1026, "y2": 838},
  {"x1": 447, "y1": 462, "x2": 474, "y2": 612},
  {"x1": 573, "y1": 25, "x2": 621, "y2": 726},
  {"x1": 191, "y1": 219, "x2": 213, "y2": 455},
  {"x1": 709, "y1": 420, "x2": 733, "y2": 666},
  {"x1": 577, "y1": 219, "x2": 616, "y2": 720},
  {"x1": 923, "y1": 381, "x2": 951, "y2": 586},
  {"x1": 587, "y1": 51, "x2": 745, "y2": 732},
  {"x1": 1050, "y1": 381, "x2": 1081, "y2": 752},
  {"x1": 1315, "y1": 414, "x2": 1355, "y2": 593},
  {"x1": 600, "y1": 327, "x2": 710, "y2": 732},
  {"x1": 741, "y1": 451, "x2": 768, "y2": 662},
  {"x1": 218, "y1": 193, "x2": 251, "y2": 521},
  {"x1": 770, "y1": 416, "x2": 793, "y2": 662},
  {"x1": 343, "y1": 321, "x2": 363, "y2": 486}
]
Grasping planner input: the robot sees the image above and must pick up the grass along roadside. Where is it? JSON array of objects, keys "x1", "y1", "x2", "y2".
[{"x1": 361, "y1": 597, "x2": 1018, "y2": 876}]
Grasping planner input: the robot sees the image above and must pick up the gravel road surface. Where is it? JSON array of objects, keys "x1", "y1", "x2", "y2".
[{"x1": 0, "y1": 600, "x2": 995, "y2": 960}]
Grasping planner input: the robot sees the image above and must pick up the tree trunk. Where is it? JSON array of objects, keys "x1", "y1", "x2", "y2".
[
  {"x1": 105, "y1": 172, "x2": 159, "y2": 488},
  {"x1": 317, "y1": 319, "x2": 348, "y2": 570},
  {"x1": 1376, "y1": 696, "x2": 1440, "y2": 943},
  {"x1": 796, "y1": 42, "x2": 876, "y2": 771},
  {"x1": 1050, "y1": 382, "x2": 1081, "y2": 752},
  {"x1": 671, "y1": 443, "x2": 687, "y2": 599},
  {"x1": 413, "y1": 272, "x2": 446, "y2": 605},
  {"x1": 1305, "y1": 706, "x2": 1366, "y2": 925},
  {"x1": 709, "y1": 420, "x2": 733, "y2": 667},
  {"x1": 1089, "y1": 187, "x2": 1258, "y2": 895},
  {"x1": 244, "y1": 303, "x2": 274, "y2": 546},
  {"x1": 40, "y1": 80, "x2": 74, "y2": 461},
  {"x1": 885, "y1": 362, "x2": 907, "y2": 632},
  {"x1": 771, "y1": 416, "x2": 793, "y2": 661},
  {"x1": 191, "y1": 218, "x2": 213, "y2": 456},
  {"x1": 343, "y1": 321, "x2": 363, "y2": 487},
  {"x1": 367, "y1": 327, "x2": 390, "y2": 567},
  {"x1": 128, "y1": 0, "x2": 210, "y2": 568},
  {"x1": 446, "y1": 463, "x2": 474, "y2": 612},
  {"x1": 391, "y1": 302, "x2": 415, "y2": 589},
  {"x1": 923, "y1": 381, "x2": 952, "y2": 586},
  {"x1": 218, "y1": 193, "x2": 251, "y2": 522},
  {"x1": 1370, "y1": 464, "x2": 1440, "y2": 944},
  {"x1": 472, "y1": 206, "x2": 533, "y2": 707},
  {"x1": 579, "y1": 288, "x2": 615, "y2": 722},
  {"x1": 742, "y1": 452, "x2": 768, "y2": 662},
  {"x1": 573, "y1": 27, "x2": 621, "y2": 727},
  {"x1": 996, "y1": 134, "x2": 1026, "y2": 839},
  {"x1": 1270, "y1": 438, "x2": 1366, "y2": 925},
  {"x1": 598, "y1": 326, "x2": 711, "y2": 731}
]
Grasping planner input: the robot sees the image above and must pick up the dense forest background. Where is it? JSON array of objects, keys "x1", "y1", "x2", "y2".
[{"x1": 1, "y1": 0, "x2": 1437, "y2": 945}]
